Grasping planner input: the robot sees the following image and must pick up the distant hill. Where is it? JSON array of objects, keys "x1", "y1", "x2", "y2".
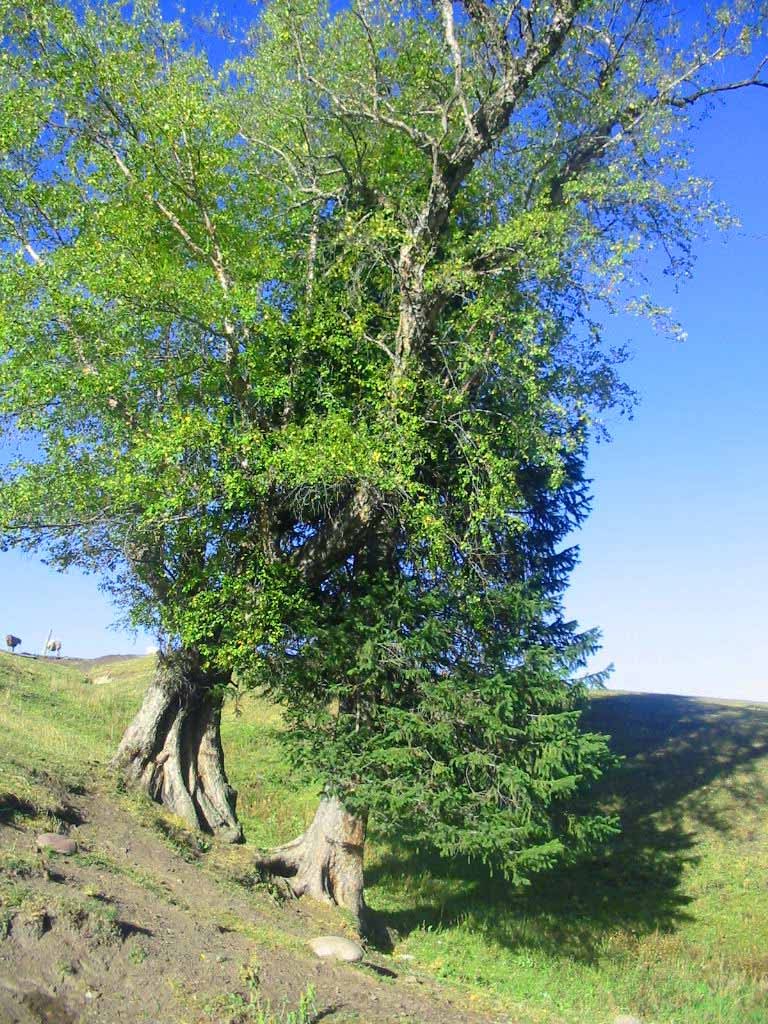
[{"x1": 0, "y1": 649, "x2": 142, "y2": 665}]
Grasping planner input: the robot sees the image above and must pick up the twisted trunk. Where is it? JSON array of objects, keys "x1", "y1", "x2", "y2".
[
  {"x1": 113, "y1": 648, "x2": 243, "y2": 843},
  {"x1": 255, "y1": 794, "x2": 368, "y2": 930}
]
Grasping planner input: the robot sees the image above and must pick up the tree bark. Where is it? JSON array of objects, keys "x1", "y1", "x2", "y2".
[
  {"x1": 254, "y1": 794, "x2": 369, "y2": 930},
  {"x1": 113, "y1": 648, "x2": 243, "y2": 843}
]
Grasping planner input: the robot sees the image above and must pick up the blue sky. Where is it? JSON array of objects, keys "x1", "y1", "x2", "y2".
[
  {"x1": 564, "y1": 86, "x2": 768, "y2": 703},
  {"x1": 1, "y1": 4, "x2": 766, "y2": 702}
]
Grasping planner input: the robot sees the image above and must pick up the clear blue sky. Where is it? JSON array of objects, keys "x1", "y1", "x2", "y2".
[
  {"x1": 564, "y1": 86, "x2": 768, "y2": 703},
  {"x1": 1, "y1": 4, "x2": 766, "y2": 702}
]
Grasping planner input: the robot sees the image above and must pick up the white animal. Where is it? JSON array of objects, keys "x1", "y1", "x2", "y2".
[{"x1": 46, "y1": 639, "x2": 62, "y2": 658}]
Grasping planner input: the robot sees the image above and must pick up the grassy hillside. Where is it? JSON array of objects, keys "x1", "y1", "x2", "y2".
[
  {"x1": 224, "y1": 682, "x2": 768, "y2": 1024},
  {"x1": 0, "y1": 652, "x2": 483, "y2": 1024},
  {"x1": 0, "y1": 653, "x2": 152, "y2": 799},
  {"x1": 1, "y1": 651, "x2": 767, "y2": 1023}
]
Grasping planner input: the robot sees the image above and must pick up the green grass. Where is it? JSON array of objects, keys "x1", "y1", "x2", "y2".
[
  {"x1": 223, "y1": 687, "x2": 768, "y2": 1024},
  {"x1": 0, "y1": 652, "x2": 151, "y2": 777},
  {"x1": 0, "y1": 651, "x2": 154, "y2": 929},
  {"x1": 2, "y1": 650, "x2": 767, "y2": 1023},
  {"x1": 205, "y1": 972, "x2": 318, "y2": 1024},
  {"x1": 0, "y1": 654, "x2": 149, "y2": 841}
]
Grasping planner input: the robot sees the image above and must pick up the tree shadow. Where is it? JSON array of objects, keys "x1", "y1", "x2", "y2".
[
  {"x1": 0, "y1": 793, "x2": 37, "y2": 827},
  {"x1": 0, "y1": 789, "x2": 84, "y2": 829},
  {"x1": 585, "y1": 693, "x2": 768, "y2": 832},
  {"x1": 312, "y1": 1007, "x2": 344, "y2": 1022},
  {"x1": 0, "y1": 762, "x2": 86, "y2": 828},
  {"x1": 117, "y1": 920, "x2": 154, "y2": 939},
  {"x1": 367, "y1": 693, "x2": 768, "y2": 963}
]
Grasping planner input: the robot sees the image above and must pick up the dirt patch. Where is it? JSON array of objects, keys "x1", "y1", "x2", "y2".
[{"x1": 0, "y1": 786, "x2": 497, "y2": 1024}]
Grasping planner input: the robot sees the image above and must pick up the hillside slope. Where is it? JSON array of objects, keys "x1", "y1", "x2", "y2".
[
  {"x1": 0, "y1": 652, "x2": 489, "y2": 1024},
  {"x1": 1, "y1": 651, "x2": 767, "y2": 1024}
]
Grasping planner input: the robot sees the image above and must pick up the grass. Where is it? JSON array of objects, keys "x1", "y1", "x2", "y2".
[
  {"x1": 223, "y1": 684, "x2": 768, "y2": 1024},
  {"x1": 0, "y1": 651, "x2": 152, "y2": 926},
  {"x1": 1, "y1": 649, "x2": 767, "y2": 1023},
  {"x1": 0, "y1": 652, "x2": 151, "y2": 782},
  {"x1": 73, "y1": 848, "x2": 186, "y2": 906},
  {"x1": 206, "y1": 971, "x2": 318, "y2": 1024}
]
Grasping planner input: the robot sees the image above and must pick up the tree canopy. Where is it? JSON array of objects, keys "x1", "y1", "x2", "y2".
[{"x1": 1, "y1": 0, "x2": 765, "y2": 919}]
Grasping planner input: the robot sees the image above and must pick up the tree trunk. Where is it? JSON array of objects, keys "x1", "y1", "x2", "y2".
[
  {"x1": 113, "y1": 648, "x2": 243, "y2": 843},
  {"x1": 255, "y1": 794, "x2": 368, "y2": 930}
]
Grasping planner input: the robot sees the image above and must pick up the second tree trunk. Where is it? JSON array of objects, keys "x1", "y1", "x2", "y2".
[{"x1": 255, "y1": 794, "x2": 368, "y2": 929}]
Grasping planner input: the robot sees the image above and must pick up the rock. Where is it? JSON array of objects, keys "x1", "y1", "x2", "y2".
[
  {"x1": 308, "y1": 935, "x2": 364, "y2": 963},
  {"x1": 614, "y1": 1016, "x2": 643, "y2": 1024},
  {"x1": 36, "y1": 833, "x2": 77, "y2": 856}
]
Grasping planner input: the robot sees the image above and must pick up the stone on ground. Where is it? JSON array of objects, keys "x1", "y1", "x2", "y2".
[
  {"x1": 308, "y1": 935, "x2": 364, "y2": 963},
  {"x1": 614, "y1": 1016, "x2": 643, "y2": 1024},
  {"x1": 36, "y1": 833, "x2": 77, "y2": 855}
]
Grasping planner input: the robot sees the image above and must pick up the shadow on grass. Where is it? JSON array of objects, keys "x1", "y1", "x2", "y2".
[
  {"x1": 0, "y1": 780, "x2": 84, "y2": 829},
  {"x1": 0, "y1": 793, "x2": 37, "y2": 825},
  {"x1": 367, "y1": 693, "x2": 768, "y2": 963},
  {"x1": 117, "y1": 920, "x2": 154, "y2": 939}
]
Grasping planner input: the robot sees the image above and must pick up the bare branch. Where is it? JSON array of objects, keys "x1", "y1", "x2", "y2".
[
  {"x1": 439, "y1": 0, "x2": 479, "y2": 140},
  {"x1": 99, "y1": 137, "x2": 211, "y2": 263},
  {"x1": 667, "y1": 58, "x2": 768, "y2": 107},
  {"x1": 365, "y1": 331, "x2": 396, "y2": 363},
  {"x1": 306, "y1": 205, "x2": 320, "y2": 302},
  {"x1": 0, "y1": 207, "x2": 44, "y2": 264},
  {"x1": 293, "y1": 485, "x2": 375, "y2": 585}
]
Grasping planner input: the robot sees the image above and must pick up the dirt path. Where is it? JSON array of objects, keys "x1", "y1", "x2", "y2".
[{"x1": 0, "y1": 785, "x2": 500, "y2": 1024}]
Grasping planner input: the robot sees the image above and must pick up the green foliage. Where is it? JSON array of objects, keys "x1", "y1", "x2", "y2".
[
  {"x1": 251, "y1": 457, "x2": 619, "y2": 879},
  {"x1": 1, "y1": 0, "x2": 766, "y2": 884}
]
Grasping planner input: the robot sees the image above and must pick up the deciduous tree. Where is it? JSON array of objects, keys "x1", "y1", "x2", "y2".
[{"x1": 1, "y1": 0, "x2": 765, "y2": 924}]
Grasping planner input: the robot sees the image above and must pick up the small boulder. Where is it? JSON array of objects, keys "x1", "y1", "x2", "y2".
[
  {"x1": 308, "y1": 935, "x2": 364, "y2": 963},
  {"x1": 614, "y1": 1016, "x2": 643, "y2": 1024},
  {"x1": 36, "y1": 833, "x2": 77, "y2": 856}
]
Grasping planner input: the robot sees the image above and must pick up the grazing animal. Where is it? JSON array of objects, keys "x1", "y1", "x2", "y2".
[
  {"x1": 46, "y1": 639, "x2": 62, "y2": 658},
  {"x1": 5, "y1": 634, "x2": 21, "y2": 653}
]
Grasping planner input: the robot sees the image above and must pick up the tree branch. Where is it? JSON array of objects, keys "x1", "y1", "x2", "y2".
[
  {"x1": 292, "y1": 486, "x2": 375, "y2": 586},
  {"x1": 439, "y1": 0, "x2": 479, "y2": 141}
]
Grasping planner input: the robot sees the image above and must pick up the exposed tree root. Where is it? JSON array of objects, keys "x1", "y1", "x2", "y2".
[
  {"x1": 255, "y1": 795, "x2": 369, "y2": 930},
  {"x1": 113, "y1": 648, "x2": 243, "y2": 843}
]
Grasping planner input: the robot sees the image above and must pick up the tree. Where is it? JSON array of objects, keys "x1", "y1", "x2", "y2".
[
  {"x1": 1, "y1": 0, "x2": 765, "y2": 928},
  {"x1": 0, "y1": 0, "x2": 269, "y2": 838},
  {"x1": 219, "y1": 0, "x2": 767, "y2": 926},
  {"x1": 250, "y1": 454, "x2": 617, "y2": 929},
  {"x1": 0, "y1": 0, "x2": 390, "y2": 838}
]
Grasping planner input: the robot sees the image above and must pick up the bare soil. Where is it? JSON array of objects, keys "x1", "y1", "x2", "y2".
[{"x1": 0, "y1": 784, "x2": 499, "y2": 1024}]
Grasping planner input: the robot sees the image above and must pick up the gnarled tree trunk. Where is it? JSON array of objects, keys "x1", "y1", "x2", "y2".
[
  {"x1": 113, "y1": 648, "x2": 243, "y2": 843},
  {"x1": 255, "y1": 794, "x2": 368, "y2": 930}
]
